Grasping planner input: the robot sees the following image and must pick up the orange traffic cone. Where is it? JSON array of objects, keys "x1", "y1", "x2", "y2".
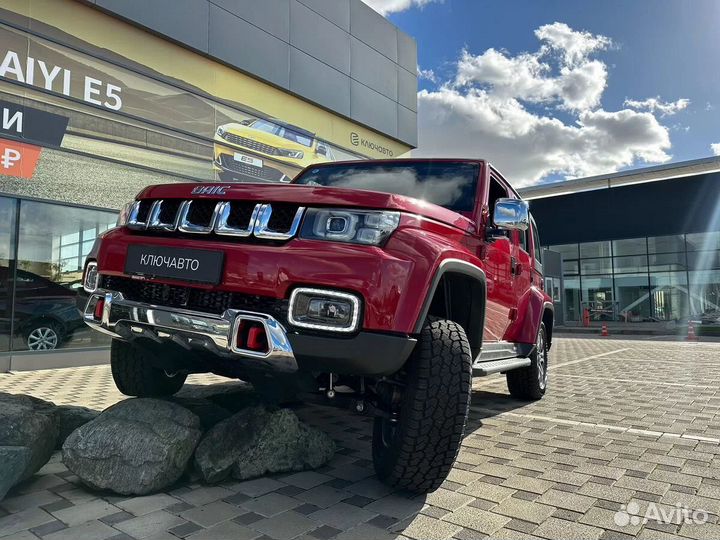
[
  {"x1": 601, "y1": 323, "x2": 609, "y2": 337},
  {"x1": 687, "y1": 321, "x2": 699, "y2": 342}
]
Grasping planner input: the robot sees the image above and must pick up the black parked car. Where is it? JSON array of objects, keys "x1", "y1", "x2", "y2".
[{"x1": 0, "y1": 266, "x2": 84, "y2": 351}]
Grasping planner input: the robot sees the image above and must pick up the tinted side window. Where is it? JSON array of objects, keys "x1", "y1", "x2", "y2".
[{"x1": 531, "y1": 217, "x2": 542, "y2": 264}]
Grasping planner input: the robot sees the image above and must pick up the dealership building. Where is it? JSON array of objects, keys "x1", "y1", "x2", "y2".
[
  {"x1": 0, "y1": 0, "x2": 418, "y2": 370},
  {"x1": 521, "y1": 157, "x2": 720, "y2": 329}
]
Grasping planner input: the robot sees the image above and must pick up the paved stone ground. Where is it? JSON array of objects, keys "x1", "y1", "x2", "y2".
[{"x1": 1, "y1": 337, "x2": 720, "y2": 540}]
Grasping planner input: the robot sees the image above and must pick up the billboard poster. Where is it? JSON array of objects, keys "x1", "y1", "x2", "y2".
[{"x1": 0, "y1": 6, "x2": 410, "y2": 209}]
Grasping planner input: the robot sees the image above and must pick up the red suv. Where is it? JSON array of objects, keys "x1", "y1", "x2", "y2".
[{"x1": 80, "y1": 159, "x2": 553, "y2": 493}]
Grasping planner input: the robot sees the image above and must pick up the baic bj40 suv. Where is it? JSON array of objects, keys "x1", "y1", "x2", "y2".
[{"x1": 80, "y1": 159, "x2": 553, "y2": 493}]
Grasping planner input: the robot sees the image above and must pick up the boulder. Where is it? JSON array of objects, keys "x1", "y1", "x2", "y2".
[
  {"x1": 195, "y1": 406, "x2": 335, "y2": 483},
  {"x1": 55, "y1": 405, "x2": 99, "y2": 448},
  {"x1": 168, "y1": 397, "x2": 232, "y2": 431},
  {"x1": 0, "y1": 392, "x2": 58, "y2": 481},
  {"x1": 0, "y1": 447, "x2": 32, "y2": 501},
  {"x1": 62, "y1": 398, "x2": 202, "y2": 495}
]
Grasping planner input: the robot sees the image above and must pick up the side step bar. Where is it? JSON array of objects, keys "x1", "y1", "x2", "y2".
[{"x1": 473, "y1": 357, "x2": 531, "y2": 376}]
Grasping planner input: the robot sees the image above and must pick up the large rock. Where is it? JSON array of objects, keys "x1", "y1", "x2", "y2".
[
  {"x1": 168, "y1": 398, "x2": 232, "y2": 432},
  {"x1": 0, "y1": 392, "x2": 58, "y2": 481},
  {"x1": 0, "y1": 447, "x2": 32, "y2": 501},
  {"x1": 195, "y1": 406, "x2": 335, "y2": 483},
  {"x1": 55, "y1": 405, "x2": 99, "y2": 448},
  {"x1": 62, "y1": 399, "x2": 202, "y2": 495}
]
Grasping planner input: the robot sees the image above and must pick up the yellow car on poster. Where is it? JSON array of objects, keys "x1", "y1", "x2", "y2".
[{"x1": 213, "y1": 118, "x2": 335, "y2": 182}]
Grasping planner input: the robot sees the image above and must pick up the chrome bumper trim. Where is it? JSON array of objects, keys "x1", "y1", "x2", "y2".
[{"x1": 83, "y1": 289, "x2": 297, "y2": 372}]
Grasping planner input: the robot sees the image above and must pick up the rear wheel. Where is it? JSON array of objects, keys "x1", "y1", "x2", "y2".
[
  {"x1": 111, "y1": 339, "x2": 187, "y2": 397},
  {"x1": 372, "y1": 318, "x2": 472, "y2": 493},
  {"x1": 506, "y1": 322, "x2": 548, "y2": 400}
]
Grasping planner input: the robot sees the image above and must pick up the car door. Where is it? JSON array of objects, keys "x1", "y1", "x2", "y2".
[{"x1": 481, "y1": 173, "x2": 516, "y2": 342}]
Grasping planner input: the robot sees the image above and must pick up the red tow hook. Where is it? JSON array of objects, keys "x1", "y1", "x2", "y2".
[{"x1": 93, "y1": 297, "x2": 105, "y2": 320}]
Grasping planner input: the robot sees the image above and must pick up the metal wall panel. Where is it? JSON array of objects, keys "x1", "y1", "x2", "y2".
[
  {"x1": 297, "y1": 0, "x2": 350, "y2": 31},
  {"x1": 351, "y1": 79, "x2": 397, "y2": 137},
  {"x1": 212, "y1": 0, "x2": 290, "y2": 42},
  {"x1": 291, "y1": 0, "x2": 350, "y2": 74},
  {"x1": 208, "y1": 4, "x2": 290, "y2": 89},
  {"x1": 96, "y1": 0, "x2": 209, "y2": 53},
  {"x1": 290, "y1": 48, "x2": 351, "y2": 116},
  {"x1": 91, "y1": 0, "x2": 417, "y2": 147},
  {"x1": 351, "y1": 36, "x2": 397, "y2": 100}
]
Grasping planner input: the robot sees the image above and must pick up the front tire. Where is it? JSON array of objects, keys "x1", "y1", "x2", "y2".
[
  {"x1": 110, "y1": 340, "x2": 187, "y2": 397},
  {"x1": 506, "y1": 322, "x2": 548, "y2": 400},
  {"x1": 372, "y1": 318, "x2": 472, "y2": 493}
]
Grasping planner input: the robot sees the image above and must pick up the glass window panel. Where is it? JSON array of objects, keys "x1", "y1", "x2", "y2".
[
  {"x1": 580, "y1": 241, "x2": 612, "y2": 258},
  {"x1": 82, "y1": 227, "x2": 97, "y2": 241},
  {"x1": 581, "y1": 275, "x2": 615, "y2": 321},
  {"x1": 81, "y1": 241, "x2": 94, "y2": 257},
  {"x1": 650, "y1": 272, "x2": 689, "y2": 322},
  {"x1": 613, "y1": 237, "x2": 647, "y2": 256},
  {"x1": 649, "y1": 252, "x2": 687, "y2": 272},
  {"x1": 0, "y1": 197, "x2": 18, "y2": 353},
  {"x1": 689, "y1": 270, "x2": 720, "y2": 322},
  {"x1": 686, "y1": 232, "x2": 720, "y2": 252},
  {"x1": 615, "y1": 273, "x2": 651, "y2": 322},
  {"x1": 62, "y1": 231, "x2": 80, "y2": 245},
  {"x1": 581, "y1": 257, "x2": 612, "y2": 275},
  {"x1": 563, "y1": 260, "x2": 579, "y2": 276},
  {"x1": 563, "y1": 277, "x2": 581, "y2": 322},
  {"x1": 648, "y1": 235, "x2": 685, "y2": 254},
  {"x1": 14, "y1": 200, "x2": 116, "y2": 353},
  {"x1": 613, "y1": 255, "x2": 648, "y2": 274},
  {"x1": 687, "y1": 251, "x2": 720, "y2": 270},
  {"x1": 60, "y1": 244, "x2": 79, "y2": 259},
  {"x1": 548, "y1": 243, "x2": 579, "y2": 260}
]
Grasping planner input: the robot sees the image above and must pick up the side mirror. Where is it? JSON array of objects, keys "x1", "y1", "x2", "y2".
[{"x1": 493, "y1": 198, "x2": 529, "y2": 231}]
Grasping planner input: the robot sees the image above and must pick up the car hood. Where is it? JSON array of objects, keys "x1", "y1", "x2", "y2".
[{"x1": 139, "y1": 183, "x2": 475, "y2": 232}]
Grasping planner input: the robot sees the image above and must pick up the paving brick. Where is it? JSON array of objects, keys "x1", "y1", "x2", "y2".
[
  {"x1": 116, "y1": 494, "x2": 180, "y2": 516},
  {"x1": 425, "y1": 489, "x2": 474, "y2": 511},
  {"x1": 180, "y1": 501, "x2": 242, "y2": 527},
  {"x1": 442, "y1": 506, "x2": 511, "y2": 535},
  {"x1": 401, "y1": 514, "x2": 462, "y2": 540},
  {"x1": 537, "y1": 488, "x2": 596, "y2": 512},
  {"x1": 251, "y1": 510, "x2": 317, "y2": 539},
  {"x1": 0, "y1": 508, "x2": 55, "y2": 537},
  {"x1": 491, "y1": 497, "x2": 555, "y2": 524},
  {"x1": 186, "y1": 520, "x2": 259, "y2": 540},
  {"x1": 534, "y1": 517, "x2": 604, "y2": 539},
  {"x1": 458, "y1": 481, "x2": 515, "y2": 503},
  {"x1": 51, "y1": 499, "x2": 118, "y2": 527},
  {"x1": 113, "y1": 510, "x2": 185, "y2": 539}
]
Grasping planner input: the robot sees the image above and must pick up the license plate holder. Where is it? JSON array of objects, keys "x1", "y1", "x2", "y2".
[
  {"x1": 124, "y1": 245, "x2": 224, "y2": 284},
  {"x1": 234, "y1": 152, "x2": 263, "y2": 168}
]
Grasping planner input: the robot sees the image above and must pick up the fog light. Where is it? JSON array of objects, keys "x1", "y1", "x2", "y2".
[
  {"x1": 83, "y1": 261, "x2": 99, "y2": 293},
  {"x1": 93, "y1": 297, "x2": 105, "y2": 320},
  {"x1": 288, "y1": 288, "x2": 360, "y2": 332}
]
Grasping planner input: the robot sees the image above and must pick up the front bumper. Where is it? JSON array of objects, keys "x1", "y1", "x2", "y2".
[{"x1": 82, "y1": 289, "x2": 415, "y2": 376}]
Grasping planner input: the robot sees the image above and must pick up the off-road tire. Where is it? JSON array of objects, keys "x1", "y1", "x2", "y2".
[
  {"x1": 372, "y1": 318, "x2": 472, "y2": 493},
  {"x1": 110, "y1": 339, "x2": 187, "y2": 397},
  {"x1": 506, "y1": 322, "x2": 548, "y2": 400}
]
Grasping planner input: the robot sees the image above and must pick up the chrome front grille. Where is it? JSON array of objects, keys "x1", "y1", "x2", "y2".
[
  {"x1": 127, "y1": 199, "x2": 304, "y2": 241},
  {"x1": 222, "y1": 133, "x2": 279, "y2": 156}
]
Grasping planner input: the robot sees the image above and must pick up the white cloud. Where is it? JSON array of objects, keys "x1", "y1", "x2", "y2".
[
  {"x1": 417, "y1": 66, "x2": 437, "y2": 83},
  {"x1": 712, "y1": 143, "x2": 720, "y2": 156},
  {"x1": 624, "y1": 97, "x2": 690, "y2": 117},
  {"x1": 414, "y1": 22, "x2": 678, "y2": 186},
  {"x1": 361, "y1": 0, "x2": 441, "y2": 15}
]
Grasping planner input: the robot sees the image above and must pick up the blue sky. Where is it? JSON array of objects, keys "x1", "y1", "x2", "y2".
[{"x1": 364, "y1": 0, "x2": 720, "y2": 185}]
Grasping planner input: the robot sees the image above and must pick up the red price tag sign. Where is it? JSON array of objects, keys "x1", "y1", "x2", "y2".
[{"x1": 0, "y1": 138, "x2": 42, "y2": 179}]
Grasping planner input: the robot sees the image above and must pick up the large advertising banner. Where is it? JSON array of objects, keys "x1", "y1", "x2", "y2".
[{"x1": 0, "y1": 2, "x2": 410, "y2": 209}]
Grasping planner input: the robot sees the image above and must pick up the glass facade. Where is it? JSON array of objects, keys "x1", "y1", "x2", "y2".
[
  {"x1": 549, "y1": 232, "x2": 720, "y2": 324},
  {"x1": 0, "y1": 197, "x2": 117, "y2": 353}
]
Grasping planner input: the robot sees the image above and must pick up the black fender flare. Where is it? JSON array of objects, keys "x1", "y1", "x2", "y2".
[{"x1": 413, "y1": 259, "x2": 487, "y2": 354}]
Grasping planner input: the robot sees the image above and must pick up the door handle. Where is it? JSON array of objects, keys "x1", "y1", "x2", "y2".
[{"x1": 511, "y1": 256, "x2": 518, "y2": 275}]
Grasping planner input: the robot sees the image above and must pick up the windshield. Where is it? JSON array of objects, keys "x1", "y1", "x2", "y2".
[
  {"x1": 293, "y1": 161, "x2": 480, "y2": 212},
  {"x1": 251, "y1": 119, "x2": 314, "y2": 147}
]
